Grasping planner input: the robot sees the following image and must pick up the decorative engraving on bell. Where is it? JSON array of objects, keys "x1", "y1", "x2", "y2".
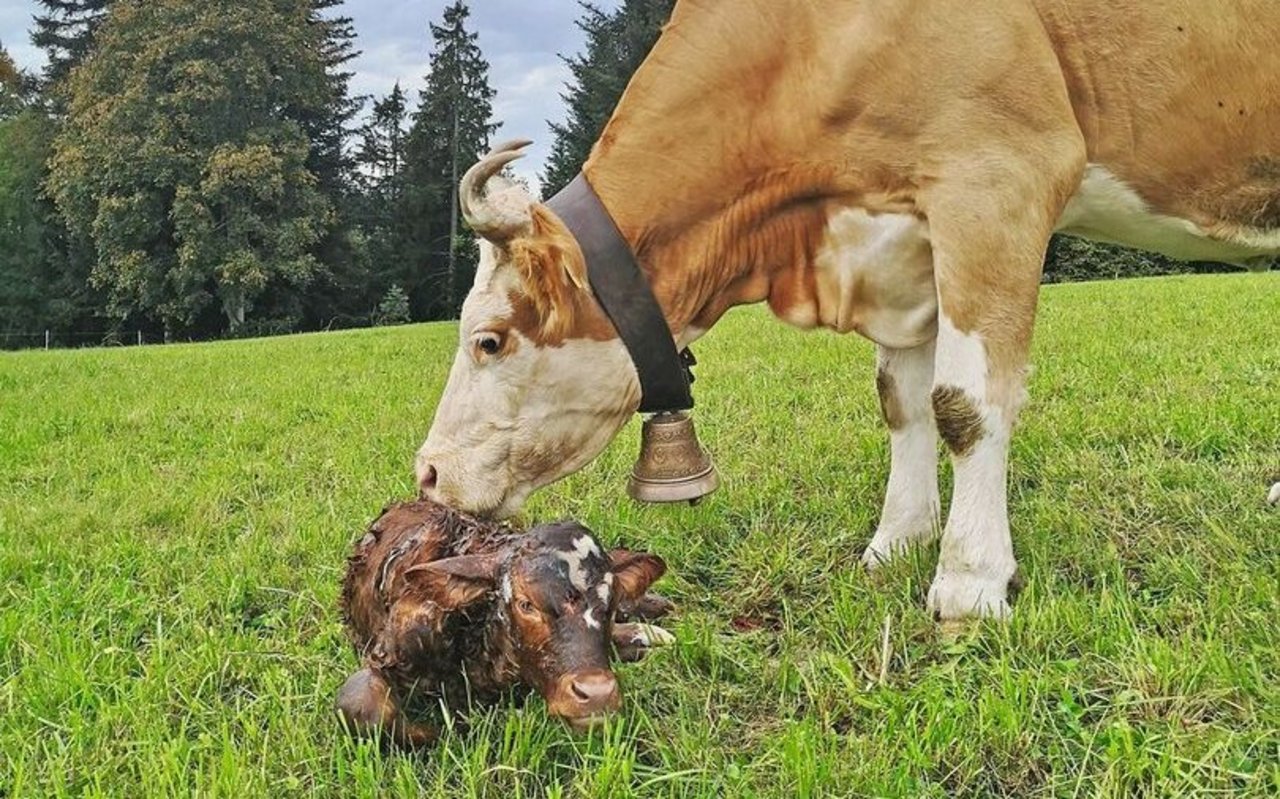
[{"x1": 627, "y1": 412, "x2": 719, "y2": 504}]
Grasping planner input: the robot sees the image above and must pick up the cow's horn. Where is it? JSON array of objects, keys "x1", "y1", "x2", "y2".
[{"x1": 460, "y1": 139, "x2": 533, "y2": 241}]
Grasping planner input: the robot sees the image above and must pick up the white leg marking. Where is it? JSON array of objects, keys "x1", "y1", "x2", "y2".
[
  {"x1": 1267, "y1": 482, "x2": 1280, "y2": 506},
  {"x1": 863, "y1": 341, "x2": 940, "y2": 568},
  {"x1": 926, "y1": 316, "x2": 1018, "y2": 620}
]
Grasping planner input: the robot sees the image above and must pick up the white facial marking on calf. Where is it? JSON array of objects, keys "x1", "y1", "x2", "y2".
[
  {"x1": 583, "y1": 607, "x2": 600, "y2": 630},
  {"x1": 501, "y1": 574, "x2": 513, "y2": 603},
  {"x1": 555, "y1": 535, "x2": 598, "y2": 592}
]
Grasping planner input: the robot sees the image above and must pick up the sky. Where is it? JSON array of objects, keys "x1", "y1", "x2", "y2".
[{"x1": 0, "y1": 0, "x2": 623, "y2": 191}]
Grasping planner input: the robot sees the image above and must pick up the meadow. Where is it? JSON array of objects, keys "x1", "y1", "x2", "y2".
[{"x1": 1, "y1": 272, "x2": 1277, "y2": 797}]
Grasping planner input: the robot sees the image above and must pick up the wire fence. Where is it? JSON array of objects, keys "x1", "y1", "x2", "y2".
[{"x1": 1, "y1": 330, "x2": 149, "y2": 351}]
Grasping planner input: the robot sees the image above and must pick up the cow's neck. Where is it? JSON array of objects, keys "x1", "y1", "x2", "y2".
[{"x1": 578, "y1": 1, "x2": 903, "y2": 342}]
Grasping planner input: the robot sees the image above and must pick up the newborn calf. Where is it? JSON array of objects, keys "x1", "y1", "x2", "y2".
[{"x1": 337, "y1": 500, "x2": 671, "y2": 746}]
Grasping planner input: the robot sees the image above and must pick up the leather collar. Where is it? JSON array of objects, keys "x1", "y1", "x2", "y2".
[{"x1": 546, "y1": 173, "x2": 693, "y2": 413}]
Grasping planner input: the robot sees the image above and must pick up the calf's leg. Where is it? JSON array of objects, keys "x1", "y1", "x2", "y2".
[{"x1": 336, "y1": 667, "x2": 437, "y2": 748}]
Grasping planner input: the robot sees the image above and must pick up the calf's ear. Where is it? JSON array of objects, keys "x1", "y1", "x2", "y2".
[
  {"x1": 608, "y1": 549, "x2": 667, "y2": 602},
  {"x1": 405, "y1": 553, "x2": 501, "y2": 611}
]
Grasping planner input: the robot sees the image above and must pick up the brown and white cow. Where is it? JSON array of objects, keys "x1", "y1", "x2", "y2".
[{"x1": 416, "y1": 0, "x2": 1279, "y2": 620}]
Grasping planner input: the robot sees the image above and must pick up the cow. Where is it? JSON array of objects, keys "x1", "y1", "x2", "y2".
[
  {"x1": 415, "y1": 0, "x2": 1279, "y2": 621},
  {"x1": 336, "y1": 500, "x2": 671, "y2": 747}
]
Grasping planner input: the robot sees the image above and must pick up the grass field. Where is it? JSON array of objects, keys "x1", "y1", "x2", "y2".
[{"x1": 2, "y1": 273, "x2": 1278, "y2": 797}]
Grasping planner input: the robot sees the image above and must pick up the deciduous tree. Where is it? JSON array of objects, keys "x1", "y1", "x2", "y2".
[{"x1": 48, "y1": 0, "x2": 333, "y2": 335}]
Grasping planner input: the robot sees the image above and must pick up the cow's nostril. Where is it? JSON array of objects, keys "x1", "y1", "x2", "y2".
[
  {"x1": 418, "y1": 464, "x2": 438, "y2": 495},
  {"x1": 570, "y1": 672, "x2": 618, "y2": 704}
]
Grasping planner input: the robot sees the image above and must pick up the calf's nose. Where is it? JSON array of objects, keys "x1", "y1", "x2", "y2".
[{"x1": 570, "y1": 671, "x2": 620, "y2": 708}]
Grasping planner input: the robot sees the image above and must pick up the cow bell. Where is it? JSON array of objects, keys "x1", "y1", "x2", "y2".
[{"x1": 627, "y1": 412, "x2": 719, "y2": 504}]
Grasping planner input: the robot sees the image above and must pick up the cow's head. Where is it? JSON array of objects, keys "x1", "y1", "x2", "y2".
[
  {"x1": 408, "y1": 522, "x2": 666, "y2": 729},
  {"x1": 416, "y1": 141, "x2": 640, "y2": 518}
]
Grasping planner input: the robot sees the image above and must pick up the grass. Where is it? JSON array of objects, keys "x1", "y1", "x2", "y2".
[{"x1": 1, "y1": 272, "x2": 1277, "y2": 797}]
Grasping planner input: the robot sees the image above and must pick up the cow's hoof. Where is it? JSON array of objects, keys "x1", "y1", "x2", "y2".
[
  {"x1": 861, "y1": 524, "x2": 935, "y2": 571},
  {"x1": 927, "y1": 569, "x2": 1013, "y2": 621}
]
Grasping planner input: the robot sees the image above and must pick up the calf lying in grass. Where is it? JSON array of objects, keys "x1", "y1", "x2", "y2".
[{"x1": 337, "y1": 500, "x2": 673, "y2": 746}]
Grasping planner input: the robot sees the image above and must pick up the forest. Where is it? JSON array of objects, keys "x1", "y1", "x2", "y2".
[{"x1": 0, "y1": 0, "x2": 1235, "y2": 348}]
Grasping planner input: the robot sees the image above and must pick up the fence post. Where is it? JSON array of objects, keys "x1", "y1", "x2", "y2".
[
  {"x1": 137, "y1": 330, "x2": 143, "y2": 346},
  {"x1": 45, "y1": 330, "x2": 50, "y2": 350}
]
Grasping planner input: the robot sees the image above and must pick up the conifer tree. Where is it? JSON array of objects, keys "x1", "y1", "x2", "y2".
[
  {"x1": 31, "y1": 0, "x2": 113, "y2": 93},
  {"x1": 400, "y1": 1, "x2": 498, "y2": 319},
  {"x1": 542, "y1": 0, "x2": 674, "y2": 198}
]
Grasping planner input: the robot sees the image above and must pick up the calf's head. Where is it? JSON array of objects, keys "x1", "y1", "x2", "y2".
[
  {"x1": 416, "y1": 141, "x2": 640, "y2": 518},
  {"x1": 407, "y1": 521, "x2": 665, "y2": 729}
]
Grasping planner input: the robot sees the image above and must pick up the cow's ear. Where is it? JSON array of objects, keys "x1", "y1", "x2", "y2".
[
  {"x1": 507, "y1": 204, "x2": 589, "y2": 341},
  {"x1": 405, "y1": 553, "x2": 501, "y2": 611},
  {"x1": 608, "y1": 549, "x2": 667, "y2": 603}
]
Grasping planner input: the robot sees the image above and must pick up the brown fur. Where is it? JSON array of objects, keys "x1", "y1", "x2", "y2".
[
  {"x1": 541, "y1": 0, "x2": 1275, "y2": 396},
  {"x1": 337, "y1": 501, "x2": 670, "y2": 746},
  {"x1": 504, "y1": 205, "x2": 615, "y2": 346},
  {"x1": 876, "y1": 369, "x2": 906, "y2": 431},
  {"x1": 931, "y1": 386, "x2": 985, "y2": 457}
]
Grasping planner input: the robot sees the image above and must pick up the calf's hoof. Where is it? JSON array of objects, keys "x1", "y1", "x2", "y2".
[
  {"x1": 612, "y1": 622, "x2": 677, "y2": 662},
  {"x1": 926, "y1": 569, "x2": 1015, "y2": 621},
  {"x1": 616, "y1": 591, "x2": 676, "y2": 622},
  {"x1": 861, "y1": 524, "x2": 936, "y2": 572}
]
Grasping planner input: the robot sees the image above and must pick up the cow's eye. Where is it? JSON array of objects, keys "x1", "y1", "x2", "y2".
[
  {"x1": 516, "y1": 599, "x2": 536, "y2": 615},
  {"x1": 473, "y1": 332, "x2": 503, "y2": 357}
]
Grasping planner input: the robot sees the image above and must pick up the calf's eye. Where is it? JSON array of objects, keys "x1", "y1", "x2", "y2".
[{"x1": 516, "y1": 599, "x2": 536, "y2": 615}]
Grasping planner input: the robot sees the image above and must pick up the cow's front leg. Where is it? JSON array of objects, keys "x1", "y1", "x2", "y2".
[
  {"x1": 922, "y1": 144, "x2": 1084, "y2": 620},
  {"x1": 862, "y1": 341, "x2": 940, "y2": 568},
  {"x1": 926, "y1": 311, "x2": 1024, "y2": 620}
]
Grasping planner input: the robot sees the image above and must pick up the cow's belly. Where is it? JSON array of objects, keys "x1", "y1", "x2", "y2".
[
  {"x1": 1056, "y1": 165, "x2": 1280, "y2": 267},
  {"x1": 786, "y1": 207, "x2": 937, "y2": 349}
]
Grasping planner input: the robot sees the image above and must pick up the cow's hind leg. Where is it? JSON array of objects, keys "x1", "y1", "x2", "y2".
[{"x1": 862, "y1": 341, "x2": 940, "y2": 568}]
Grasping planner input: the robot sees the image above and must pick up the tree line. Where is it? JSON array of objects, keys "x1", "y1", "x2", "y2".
[{"x1": 0, "y1": 0, "x2": 1245, "y2": 349}]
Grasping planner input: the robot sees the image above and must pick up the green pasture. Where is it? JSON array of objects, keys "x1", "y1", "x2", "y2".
[{"x1": 1, "y1": 273, "x2": 1277, "y2": 797}]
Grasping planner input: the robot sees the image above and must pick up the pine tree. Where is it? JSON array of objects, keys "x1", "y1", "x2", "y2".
[
  {"x1": 48, "y1": 0, "x2": 333, "y2": 336},
  {"x1": 400, "y1": 1, "x2": 498, "y2": 319},
  {"x1": 30, "y1": 0, "x2": 113, "y2": 93},
  {"x1": 542, "y1": 0, "x2": 675, "y2": 198},
  {"x1": 291, "y1": 0, "x2": 371, "y2": 330}
]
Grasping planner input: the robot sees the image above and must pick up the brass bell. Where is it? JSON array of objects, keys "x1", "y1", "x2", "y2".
[{"x1": 627, "y1": 412, "x2": 719, "y2": 504}]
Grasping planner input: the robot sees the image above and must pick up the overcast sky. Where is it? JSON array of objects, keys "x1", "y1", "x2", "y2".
[{"x1": 0, "y1": 0, "x2": 623, "y2": 190}]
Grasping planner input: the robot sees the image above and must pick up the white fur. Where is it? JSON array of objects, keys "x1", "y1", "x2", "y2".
[
  {"x1": 416, "y1": 241, "x2": 640, "y2": 518},
  {"x1": 595, "y1": 582, "x2": 611, "y2": 603},
  {"x1": 1057, "y1": 165, "x2": 1280, "y2": 265},
  {"x1": 1268, "y1": 482, "x2": 1280, "y2": 506},
  {"x1": 556, "y1": 536, "x2": 598, "y2": 592},
  {"x1": 862, "y1": 341, "x2": 941, "y2": 567},
  {"x1": 583, "y1": 607, "x2": 600, "y2": 630},
  {"x1": 926, "y1": 315, "x2": 1017, "y2": 620},
  {"x1": 501, "y1": 574, "x2": 513, "y2": 603},
  {"x1": 811, "y1": 208, "x2": 938, "y2": 349}
]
